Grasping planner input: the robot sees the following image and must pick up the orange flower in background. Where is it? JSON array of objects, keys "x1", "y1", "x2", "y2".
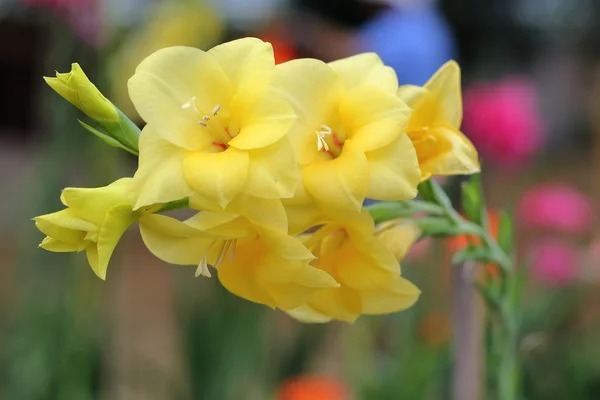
[
  {"x1": 446, "y1": 211, "x2": 500, "y2": 277},
  {"x1": 419, "y1": 311, "x2": 451, "y2": 348},
  {"x1": 278, "y1": 376, "x2": 349, "y2": 400}
]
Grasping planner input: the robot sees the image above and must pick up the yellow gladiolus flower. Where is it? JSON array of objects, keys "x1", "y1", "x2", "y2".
[
  {"x1": 287, "y1": 210, "x2": 420, "y2": 323},
  {"x1": 374, "y1": 218, "x2": 422, "y2": 261},
  {"x1": 128, "y1": 38, "x2": 300, "y2": 210},
  {"x1": 44, "y1": 63, "x2": 119, "y2": 123},
  {"x1": 398, "y1": 61, "x2": 480, "y2": 179},
  {"x1": 274, "y1": 53, "x2": 421, "y2": 217},
  {"x1": 34, "y1": 178, "x2": 136, "y2": 280},
  {"x1": 138, "y1": 206, "x2": 339, "y2": 310}
]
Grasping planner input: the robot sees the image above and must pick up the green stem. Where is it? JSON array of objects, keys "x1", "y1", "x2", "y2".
[{"x1": 366, "y1": 178, "x2": 521, "y2": 400}]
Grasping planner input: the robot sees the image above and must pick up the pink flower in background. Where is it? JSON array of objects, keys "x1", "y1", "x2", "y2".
[
  {"x1": 530, "y1": 239, "x2": 579, "y2": 286},
  {"x1": 462, "y1": 77, "x2": 543, "y2": 168},
  {"x1": 517, "y1": 184, "x2": 595, "y2": 234}
]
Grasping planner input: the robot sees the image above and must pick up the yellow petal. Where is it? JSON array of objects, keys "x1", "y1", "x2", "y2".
[
  {"x1": 208, "y1": 37, "x2": 274, "y2": 94},
  {"x1": 139, "y1": 214, "x2": 213, "y2": 265},
  {"x1": 34, "y1": 209, "x2": 95, "y2": 244},
  {"x1": 86, "y1": 245, "x2": 99, "y2": 277},
  {"x1": 283, "y1": 201, "x2": 323, "y2": 236},
  {"x1": 241, "y1": 137, "x2": 300, "y2": 199},
  {"x1": 190, "y1": 194, "x2": 288, "y2": 233},
  {"x1": 286, "y1": 304, "x2": 332, "y2": 323},
  {"x1": 228, "y1": 90, "x2": 296, "y2": 150},
  {"x1": 376, "y1": 220, "x2": 422, "y2": 261},
  {"x1": 130, "y1": 127, "x2": 194, "y2": 209},
  {"x1": 365, "y1": 133, "x2": 421, "y2": 200},
  {"x1": 350, "y1": 117, "x2": 405, "y2": 154},
  {"x1": 418, "y1": 125, "x2": 480, "y2": 176},
  {"x1": 128, "y1": 46, "x2": 231, "y2": 149},
  {"x1": 339, "y1": 85, "x2": 410, "y2": 135},
  {"x1": 359, "y1": 276, "x2": 421, "y2": 314},
  {"x1": 424, "y1": 60, "x2": 463, "y2": 128},
  {"x1": 397, "y1": 84, "x2": 429, "y2": 107},
  {"x1": 94, "y1": 205, "x2": 135, "y2": 280},
  {"x1": 61, "y1": 178, "x2": 132, "y2": 225},
  {"x1": 305, "y1": 286, "x2": 361, "y2": 323},
  {"x1": 328, "y1": 52, "x2": 398, "y2": 93},
  {"x1": 39, "y1": 237, "x2": 85, "y2": 252},
  {"x1": 183, "y1": 146, "x2": 249, "y2": 208},
  {"x1": 218, "y1": 230, "x2": 338, "y2": 310},
  {"x1": 302, "y1": 140, "x2": 369, "y2": 213},
  {"x1": 274, "y1": 58, "x2": 341, "y2": 127}
]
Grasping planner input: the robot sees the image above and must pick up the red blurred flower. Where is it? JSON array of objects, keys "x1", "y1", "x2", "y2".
[
  {"x1": 462, "y1": 77, "x2": 543, "y2": 168},
  {"x1": 517, "y1": 184, "x2": 595, "y2": 234},
  {"x1": 530, "y1": 239, "x2": 578, "y2": 286},
  {"x1": 278, "y1": 376, "x2": 348, "y2": 400}
]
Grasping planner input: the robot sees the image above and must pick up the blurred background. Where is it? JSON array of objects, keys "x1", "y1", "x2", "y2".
[{"x1": 1, "y1": 0, "x2": 600, "y2": 398}]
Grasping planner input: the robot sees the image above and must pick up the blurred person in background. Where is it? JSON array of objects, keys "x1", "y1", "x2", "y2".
[{"x1": 291, "y1": 0, "x2": 455, "y2": 85}]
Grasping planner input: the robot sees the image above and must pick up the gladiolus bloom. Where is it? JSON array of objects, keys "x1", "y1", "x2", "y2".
[
  {"x1": 275, "y1": 53, "x2": 421, "y2": 218},
  {"x1": 398, "y1": 61, "x2": 480, "y2": 179},
  {"x1": 128, "y1": 38, "x2": 300, "y2": 210},
  {"x1": 34, "y1": 178, "x2": 136, "y2": 280},
  {"x1": 138, "y1": 205, "x2": 338, "y2": 310},
  {"x1": 287, "y1": 210, "x2": 420, "y2": 322}
]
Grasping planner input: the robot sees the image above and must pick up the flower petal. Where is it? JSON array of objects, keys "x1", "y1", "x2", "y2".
[
  {"x1": 339, "y1": 85, "x2": 410, "y2": 135},
  {"x1": 286, "y1": 304, "x2": 332, "y2": 323},
  {"x1": 328, "y1": 52, "x2": 398, "y2": 93},
  {"x1": 359, "y1": 276, "x2": 421, "y2": 314},
  {"x1": 208, "y1": 37, "x2": 274, "y2": 94},
  {"x1": 94, "y1": 205, "x2": 135, "y2": 280},
  {"x1": 424, "y1": 60, "x2": 463, "y2": 128},
  {"x1": 183, "y1": 146, "x2": 249, "y2": 208},
  {"x1": 365, "y1": 133, "x2": 421, "y2": 200},
  {"x1": 241, "y1": 137, "x2": 300, "y2": 199},
  {"x1": 61, "y1": 178, "x2": 132, "y2": 225},
  {"x1": 228, "y1": 90, "x2": 296, "y2": 150},
  {"x1": 418, "y1": 125, "x2": 480, "y2": 176},
  {"x1": 128, "y1": 46, "x2": 231, "y2": 149},
  {"x1": 302, "y1": 140, "x2": 369, "y2": 213},
  {"x1": 130, "y1": 127, "x2": 195, "y2": 209},
  {"x1": 39, "y1": 237, "x2": 85, "y2": 252},
  {"x1": 139, "y1": 214, "x2": 213, "y2": 265}
]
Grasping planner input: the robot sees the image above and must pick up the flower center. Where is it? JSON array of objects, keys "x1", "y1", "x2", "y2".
[
  {"x1": 315, "y1": 124, "x2": 346, "y2": 158},
  {"x1": 182, "y1": 96, "x2": 239, "y2": 152},
  {"x1": 195, "y1": 239, "x2": 237, "y2": 278}
]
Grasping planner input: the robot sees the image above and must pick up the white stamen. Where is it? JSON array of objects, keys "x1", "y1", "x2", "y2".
[
  {"x1": 315, "y1": 124, "x2": 332, "y2": 151},
  {"x1": 202, "y1": 115, "x2": 210, "y2": 121},
  {"x1": 212, "y1": 104, "x2": 221, "y2": 116},
  {"x1": 198, "y1": 121, "x2": 208, "y2": 127},
  {"x1": 182, "y1": 96, "x2": 200, "y2": 113},
  {"x1": 195, "y1": 256, "x2": 211, "y2": 278}
]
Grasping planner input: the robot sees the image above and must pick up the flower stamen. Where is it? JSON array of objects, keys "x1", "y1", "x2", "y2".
[{"x1": 315, "y1": 124, "x2": 332, "y2": 151}]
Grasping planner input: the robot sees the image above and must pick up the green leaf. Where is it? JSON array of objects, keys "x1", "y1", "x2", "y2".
[
  {"x1": 417, "y1": 180, "x2": 435, "y2": 203},
  {"x1": 460, "y1": 174, "x2": 488, "y2": 230},
  {"x1": 452, "y1": 244, "x2": 496, "y2": 265},
  {"x1": 78, "y1": 120, "x2": 138, "y2": 156},
  {"x1": 497, "y1": 211, "x2": 514, "y2": 255},
  {"x1": 414, "y1": 217, "x2": 463, "y2": 237}
]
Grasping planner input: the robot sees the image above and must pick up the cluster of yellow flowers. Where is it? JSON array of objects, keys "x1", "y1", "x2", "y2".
[{"x1": 35, "y1": 38, "x2": 479, "y2": 322}]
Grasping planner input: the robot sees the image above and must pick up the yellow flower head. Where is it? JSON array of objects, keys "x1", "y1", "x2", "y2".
[
  {"x1": 138, "y1": 200, "x2": 338, "y2": 310},
  {"x1": 287, "y1": 210, "x2": 420, "y2": 323},
  {"x1": 128, "y1": 38, "x2": 300, "y2": 210},
  {"x1": 398, "y1": 61, "x2": 480, "y2": 179},
  {"x1": 44, "y1": 63, "x2": 119, "y2": 122},
  {"x1": 275, "y1": 53, "x2": 422, "y2": 217},
  {"x1": 375, "y1": 218, "x2": 422, "y2": 261},
  {"x1": 34, "y1": 178, "x2": 135, "y2": 280}
]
